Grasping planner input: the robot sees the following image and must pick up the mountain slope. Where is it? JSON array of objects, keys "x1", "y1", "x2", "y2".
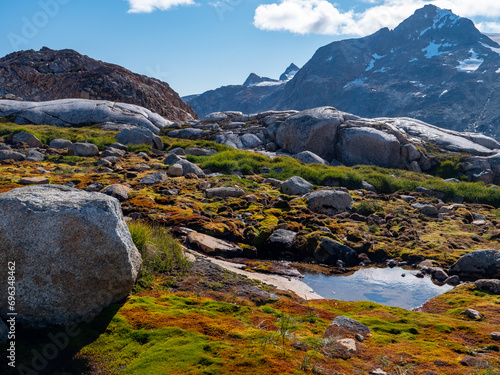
[
  {"x1": 0, "y1": 47, "x2": 197, "y2": 122},
  {"x1": 187, "y1": 5, "x2": 500, "y2": 138}
]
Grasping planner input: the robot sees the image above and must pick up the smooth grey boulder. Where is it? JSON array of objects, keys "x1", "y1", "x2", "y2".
[
  {"x1": 0, "y1": 99, "x2": 171, "y2": 132},
  {"x1": 49, "y1": 138, "x2": 72, "y2": 149},
  {"x1": 68, "y1": 142, "x2": 99, "y2": 157},
  {"x1": 449, "y1": 249, "x2": 500, "y2": 279},
  {"x1": 140, "y1": 171, "x2": 168, "y2": 185},
  {"x1": 337, "y1": 127, "x2": 401, "y2": 168},
  {"x1": 101, "y1": 184, "x2": 132, "y2": 202},
  {"x1": 25, "y1": 149, "x2": 45, "y2": 162},
  {"x1": 185, "y1": 147, "x2": 217, "y2": 156},
  {"x1": 275, "y1": 107, "x2": 346, "y2": 160},
  {"x1": 12, "y1": 131, "x2": 42, "y2": 147},
  {"x1": 281, "y1": 176, "x2": 313, "y2": 195},
  {"x1": 176, "y1": 159, "x2": 205, "y2": 177},
  {"x1": 116, "y1": 127, "x2": 163, "y2": 150},
  {"x1": 167, "y1": 163, "x2": 184, "y2": 177},
  {"x1": 164, "y1": 153, "x2": 184, "y2": 166},
  {"x1": 0, "y1": 185, "x2": 142, "y2": 328},
  {"x1": 315, "y1": 238, "x2": 358, "y2": 266},
  {"x1": 294, "y1": 151, "x2": 328, "y2": 165},
  {"x1": 307, "y1": 189, "x2": 353, "y2": 215},
  {"x1": 0, "y1": 150, "x2": 25, "y2": 161},
  {"x1": 206, "y1": 187, "x2": 245, "y2": 199},
  {"x1": 240, "y1": 134, "x2": 263, "y2": 149}
]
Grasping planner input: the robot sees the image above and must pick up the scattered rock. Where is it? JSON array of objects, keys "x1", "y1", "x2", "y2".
[
  {"x1": 281, "y1": 176, "x2": 313, "y2": 195},
  {"x1": 490, "y1": 332, "x2": 500, "y2": 341},
  {"x1": 68, "y1": 142, "x2": 99, "y2": 157},
  {"x1": 167, "y1": 163, "x2": 184, "y2": 177},
  {"x1": 449, "y1": 249, "x2": 500, "y2": 279},
  {"x1": 19, "y1": 177, "x2": 49, "y2": 185},
  {"x1": 101, "y1": 147, "x2": 126, "y2": 158},
  {"x1": 307, "y1": 189, "x2": 353, "y2": 215},
  {"x1": 315, "y1": 238, "x2": 358, "y2": 266},
  {"x1": 370, "y1": 369, "x2": 388, "y2": 375},
  {"x1": 412, "y1": 203, "x2": 438, "y2": 216},
  {"x1": 337, "y1": 338, "x2": 357, "y2": 353},
  {"x1": 176, "y1": 159, "x2": 205, "y2": 177},
  {"x1": 84, "y1": 182, "x2": 104, "y2": 192},
  {"x1": 459, "y1": 355, "x2": 489, "y2": 368},
  {"x1": 263, "y1": 178, "x2": 283, "y2": 188},
  {"x1": 324, "y1": 316, "x2": 371, "y2": 339},
  {"x1": 261, "y1": 229, "x2": 297, "y2": 258},
  {"x1": 294, "y1": 150, "x2": 328, "y2": 165},
  {"x1": 187, "y1": 232, "x2": 242, "y2": 258},
  {"x1": 444, "y1": 275, "x2": 460, "y2": 286},
  {"x1": 461, "y1": 308, "x2": 483, "y2": 320},
  {"x1": 0, "y1": 185, "x2": 141, "y2": 328},
  {"x1": 475, "y1": 279, "x2": 500, "y2": 294},
  {"x1": 101, "y1": 184, "x2": 132, "y2": 202},
  {"x1": 430, "y1": 267, "x2": 449, "y2": 282},
  {"x1": 25, "y1": 150, "x2": 45, "y2": 162},
  {"x1": 116, "y1": 127, "x2": 163, "y2": 150},
  {"x1": 0, "y1": 150, "x2": 25, "y2": 161},
  {"x1": 205, "y1": 187, "x2": 245, "y2": 199},
  {"x1": 185, "y1": 147, "x2": 217, "y2": 156},
  {"x1": 140, "y1": 171, "x2": 168, "y2": 185},
  {"x1": 12, "y1": 131, "x2": 42, "y2": 147},
  {"x1": 164, "y1": 153, "x2": 184, "y2": 166}
]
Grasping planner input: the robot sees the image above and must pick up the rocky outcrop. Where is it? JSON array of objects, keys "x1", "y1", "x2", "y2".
[
  {"x1": 0, "y1": 185, "x2": 142, "y2": 328},
  {"x1": 0, "y1": 47, "x2": 196, "y2": 122},
  {"x1": 0, "y1": 99, "x2": 171, "y2": 133}
]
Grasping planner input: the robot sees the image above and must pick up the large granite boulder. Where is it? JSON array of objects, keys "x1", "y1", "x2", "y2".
[
  {"x1": 275, "y1": 107, "x2": 348, "y2": 160},
  {"x1": 281, "y1": 176, "x2": 313, "y2": 195},
  {"x1": 449, "y1": 249, "x2": 500, "y2": 280},
  {"x1": 336, "y1": 127, "x2": 401, "y2": 168},
  {"x1": 0, "y1": 185, "x2": 142, "y2": 328},
  {"x1": 0, "y1": 99, "x2": 171, "y2": 133}
]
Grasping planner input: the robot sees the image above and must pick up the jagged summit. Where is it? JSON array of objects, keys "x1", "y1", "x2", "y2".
[
  {"x1": 279, "y1": 63, "x2": 299, "y2": 81},
  {"x1": 0, "y1": 47, "x2": 197, "y2": 122},
  {"x1": 243, "y1": 73, "x2": 278, "y2": 87}
]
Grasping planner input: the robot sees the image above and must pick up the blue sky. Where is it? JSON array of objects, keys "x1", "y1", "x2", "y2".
[{"x1": 2, "y1": 0, "x2": 500, "y2": 96}]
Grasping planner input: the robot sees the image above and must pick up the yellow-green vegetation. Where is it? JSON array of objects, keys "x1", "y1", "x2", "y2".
[
  {"x1": 128, "y1": 221, "x2": 192, "y2": 289},
  {"x1": 1, "y1": 121, "x2": 500, "y2": 374},
  {"x1": 6, "y1": 285, "x2": 499, "y2": 374}
]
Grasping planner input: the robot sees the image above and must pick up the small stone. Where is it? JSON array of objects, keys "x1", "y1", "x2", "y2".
[
  {"x1": 206, "y1": 187, "x2": 245, "y2": 199},
  {"x1": 444, "y1": 275, "x2": 460, "y2": 285},
  {"x1": 324, "y1": 316, "x2": 370, "y2": 339},
  {"x1": 133, "y1": 164, "x2": 151, "y2": 171},
  {"x1": 167, "y1": 147, "x2": 186, "y2": 156},
  {"x1": 412, "y1": 203, "x2": 438, "y2": 216},
  {"x1": 263, "y1": 178, "x2": 283, "y2": 188},
  {"x1": 19, "y1": 177, "x2": 49, "y2": 185},
  {"x1": 185, "y1": 147, "x2": 217, "y2": 156},
  {"x1": 260, "y1": 167, "x2": 271, "y2": 174},
  {"x1": 49, "y1": 138, "x2": 72, "y2": 149},
  {"x1": 355, "y1": 333, "x2": 364, "y2": 342},
  {"x1": 337, "y1": 338, "x2": 357, "y2": 353},
  {"x1": 100, "y1": 184, "x2": 132, "y2": 202},
  {"x1": 25, "y1": 150, "x2": 45, "y2": 162},
  {"x1": 370, "y1": 369, "x2": 388, "y2": 375},
  {"x1": 13, "y1": 131, "x2": 42, "y2": 148},
  {"x1": 97, "y1": 159, "x2": 113, "y2": 167},
  {"x1": 490, "y1": 332, "x2": 500, "y2": 341},
  {"x1": 187, "y1": 231, "x2": 242, "y2": 258},
  {"x1": 461, "y1": 308, "x2": 483, "y2": 320},
  {"x1": 140, "y1": 171, "x2": 168, "y2": 185},
  {"x1": 281, "y1": 176, "x2": 313, "y2": 195},
  {"x1": 68, "y1": 142, "x2": 99, "y2": 157},
  {"x1": 84, "y1": 182, "x2": 104, "y2": 192},
  {"x1": 459, "y1": 355, "x2": 489, "y2": 368},
  {"x1": 167, "y1": 163, "x2": 184, "y2": 177}
]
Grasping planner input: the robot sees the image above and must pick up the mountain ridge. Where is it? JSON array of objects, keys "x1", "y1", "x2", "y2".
[{"x1": 186, "y1": 5, "x2": 500, "y2": 139}]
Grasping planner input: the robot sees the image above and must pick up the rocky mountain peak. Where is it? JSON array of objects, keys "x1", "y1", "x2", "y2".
[
  {"x1": 0, "y1": 47, "x2": 197, "y2": 122},
  {"x1": 243, "y1": 73, "x2": 277, "y2": 87},
  {"x1": 279, "y1": 63, "x2": 299, "y2": 81}
]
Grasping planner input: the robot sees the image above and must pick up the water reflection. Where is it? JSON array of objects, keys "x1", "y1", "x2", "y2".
[{"x1": 303, "y1": 267, "x2": 454, "y2": 310}]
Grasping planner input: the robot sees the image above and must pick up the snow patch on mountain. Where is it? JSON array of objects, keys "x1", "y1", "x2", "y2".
[
  {"x1": 457, "y1": 49, "x2": 484, "y2": 72},
  {"x1": 344, "y1": 78, "x2": 368, "y2": 88},
  {"x1": 422, "y1": 42, "x2": 452, "y2": 58}
]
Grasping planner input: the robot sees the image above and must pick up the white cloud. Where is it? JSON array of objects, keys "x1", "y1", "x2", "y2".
[
  {"x1": 254, "y1": 0, "x2": 500, "y2": 36},
  {"x1": 127, "y1": 0, "x2": 195, "y2": 13}
]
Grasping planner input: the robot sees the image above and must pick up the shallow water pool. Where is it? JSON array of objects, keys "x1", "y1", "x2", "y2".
[{"x1": 303, "y1": 267, "x2": 454, "y2": 310}]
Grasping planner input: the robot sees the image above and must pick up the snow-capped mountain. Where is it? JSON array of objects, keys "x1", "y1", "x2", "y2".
[{"x1": 186, "y1": 5, "x2": 500, "y2": 139}]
